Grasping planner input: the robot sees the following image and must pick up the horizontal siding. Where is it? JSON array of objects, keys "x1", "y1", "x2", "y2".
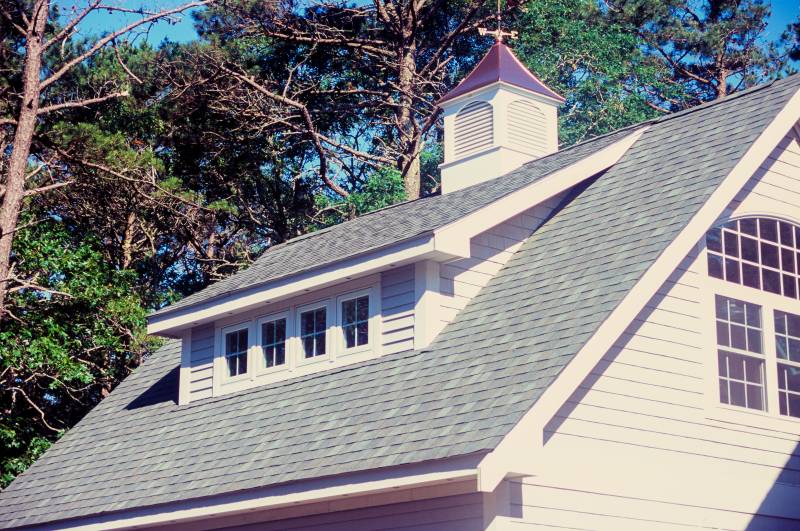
[
  {"x1": 189, "y1": 324, "x2": 214, "y2": 401},
  {"x1": 217, "y1": 492, "x2": 484, "y2": 531},
  {"x1": 439, "y1": 199, "x2": 562, "y2": 331},
  {"x1": 381, "y1": 265, "x2": 415, "y2": 355},
  {"x1": 523, "y1": 130, "x2": 800, "y2": 529}
]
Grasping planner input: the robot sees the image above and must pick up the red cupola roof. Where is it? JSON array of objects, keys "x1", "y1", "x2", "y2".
[{"x1": 438, "y1": 42, "x2": 565, "y2": 105}]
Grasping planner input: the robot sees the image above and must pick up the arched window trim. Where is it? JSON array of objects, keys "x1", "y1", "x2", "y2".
[{"x1": 706, "y1": 215, "x2": 800, "y2": 300}]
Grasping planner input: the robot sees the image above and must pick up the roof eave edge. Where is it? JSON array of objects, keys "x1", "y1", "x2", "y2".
[
  {"x1": 475, "y1": 81, "x2": 800, "y2": 495},
  {"x1": 29, "y1": 454, "x2": 486, "y2": 531}
]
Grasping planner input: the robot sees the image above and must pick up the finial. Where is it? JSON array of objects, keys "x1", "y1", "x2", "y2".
[{"x1": 478, "y1": 0, "x2": 518, "y2": 42}]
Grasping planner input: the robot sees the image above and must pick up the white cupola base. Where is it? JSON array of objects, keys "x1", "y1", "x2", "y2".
[{"x1": 438, "y1": 42, "x2": 564, "y2": 194}]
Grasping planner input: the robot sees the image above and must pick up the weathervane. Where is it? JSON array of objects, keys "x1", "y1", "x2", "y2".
[{"x1": 478, "y1": 0, "x2": 518, "y2": 42}]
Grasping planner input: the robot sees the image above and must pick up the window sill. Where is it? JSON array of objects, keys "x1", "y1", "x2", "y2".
[{"x1": 706, "y1": 404, "x2": 800, "y2": 436}]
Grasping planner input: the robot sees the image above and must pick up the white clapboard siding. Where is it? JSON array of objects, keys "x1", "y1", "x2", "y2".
[
  {"x1": 439, "y1": 198, "x2": 564, "y2": 330},
  {"x1": 513, "y1": 130, "x2": 800, "y2": 529},
  {"x1": 508, "y1": 99, "x2": 549, "y2": 157},
  {"x1": 454, "y1": 101, "x2": 493, "y2": 158},
  {"x1": 381, "y1": 265, "x2": 416, "y2": 355},
  {"x1": 189, "y1": 323, "x2": 215, "y2": 401}
]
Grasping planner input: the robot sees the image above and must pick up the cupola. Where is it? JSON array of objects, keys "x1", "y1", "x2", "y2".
[{"x1": 438, "y1": 42, "x2": 564, "y2": 193}]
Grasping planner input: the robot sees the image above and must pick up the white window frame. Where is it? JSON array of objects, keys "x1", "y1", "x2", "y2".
[
  {"x1": 296, "y1": 299, "x2": 334, "y2": 366},
  {"x1": 701, "y1": 220, "x2": 800, "y2": 434},
  {"x1": 256, "y1": 310, "x2": 292, "y2": 375},
  {"x1": 336, "y1": 287, "x2": 379, "y2": 356},
  {"x1": 219, "y1": 321, "x2": 253, "y2": 385}
]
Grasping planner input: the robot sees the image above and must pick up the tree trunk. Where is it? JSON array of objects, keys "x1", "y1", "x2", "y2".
[
  {"x1": 0, "y1": 0, "x2": 49, "y2": 320},
  {"x1": 396, "y1": 37, "x2": 421, "y2": 200}
]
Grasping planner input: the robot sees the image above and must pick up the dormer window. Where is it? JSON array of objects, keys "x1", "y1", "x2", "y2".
[
  {"x1": 341, "y1": 294, "x2": 369, "y2": 350},
  {"x1": 259, "y1": 315, "x2": 287, "y2": 369},
  {"x1": 224, "y1": 327, "x2": 249, "y2": 378},
  {"x1": 212, "y1": 280, "x2": 380, "y2": 396},
  {"x1": 299, "y1": 304, "x2": 328, "y2": 359}
]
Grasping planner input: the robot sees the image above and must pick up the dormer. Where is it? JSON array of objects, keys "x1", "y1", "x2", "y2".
[{"x1": 438, "y1": 42, "x2": 564, "y2": 193}]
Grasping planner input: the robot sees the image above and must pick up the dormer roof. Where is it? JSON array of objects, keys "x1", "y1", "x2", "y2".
[{"x1": 438, "y1": 42, "x2": 565, "y2": 105}]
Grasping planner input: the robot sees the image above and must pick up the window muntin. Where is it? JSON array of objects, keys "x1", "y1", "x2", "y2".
[
  {"x1": 707, "y1": 218, "x2": 800, "y2": 299},
  {"x1": 225, "y1": 328, "x2": 249, "y2": 378},
  {"x1": 300, "y1": 307, "x2": 327, "y2": 358},
  {"x1": 261, "y1": 317, "x2": 287, "y2": 369},
  {"x1": 341, "y1": 295, "x2": 369, "y2": 349},
  {"x1": 776, "y1": 310, "x2": 800, "y2": 418},
  {"x1": 715, "y1": 296, "x2": 766, "y2": 411}
]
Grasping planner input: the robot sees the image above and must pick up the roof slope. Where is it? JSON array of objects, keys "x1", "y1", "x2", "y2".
[
  {"x1": 438, "y1": 42, "x2": 565, "y2": 104},
  {"x1": 2, "y1": 75, "x2": 799, "y2": 529},
  {"x1": 154, "y1": 126, "x2": 629, "y2": 317}
]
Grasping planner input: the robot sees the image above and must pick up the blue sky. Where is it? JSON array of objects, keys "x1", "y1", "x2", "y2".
[{"x1": 73, "y1": 1, "x2": 799, "y2": 48}]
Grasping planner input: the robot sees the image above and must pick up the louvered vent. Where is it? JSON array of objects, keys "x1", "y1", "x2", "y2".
[
  {"x1": 454, "y1": 101, "x2": 493, "y2": 158},
  {"x1": 508, "y1": 100, "x2": 548, "y2": 155}
]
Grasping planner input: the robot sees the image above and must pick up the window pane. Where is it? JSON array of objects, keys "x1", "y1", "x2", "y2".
[
  {"x1": 276, "y1": 319, "x2": 286, "y2": 343},
  {"x1": 226, "y1": 332, "x2": 236, "y2": 355},
  {"x1": 718, "y1": 350, "x2": 765, "y2": 411},
  {"x1": 729, "y1": 381, "x2": 746, "y2": 407},
  {"x1": 746, "y1": 384, "x2": 764, "y2": 411},
  {"x1": 342, "y1": 299, "x2": 356, "y2": 325},
  {"x1": 760, "y1": 219, "x2": 778, "y2": 242},
  {"x1": 724, "y1": 231, "x2": 739, "y2": 257},
  {"x1": 344, "y1": 324, "x2": 356, "y2": 349},
  {"x1": 276, "y1": 343, "x2": 285, "y2": 365},
  {"x1": 228, "y1": 355, "x2": 238, "y2": 377},
  {"x1": 707, "y1": 228, "x2": 722, "y2": 252},
  {"x1": 740, "y1": 218, "x2": 757, "y2": 236},
  {"x1": 790, "y1": 338, "x2": 800, "y2": 363},
  {"x1": 356, "y1": 296, "x2": 369, "y2": 321},
  {"x1": 265, "y1": 345, "x2": 275, "y2": 368},
  {"x1": 357, "y1": 322, "x2": 369, "y2": 345},
  {"x1": 784, "y1": 275, "x2": 797, "y2": 299},
  {"x1": 742, "y1": 263, "x2": 760, "y2": 289},
  {"x1": 741, "y1": 236, "x2": 759, "y2": 263},
  {"x1": 782, "y1": 248, "x2": 796, "y2": 273},
  {"x1": 715, "y1": 295, "x2": 728, "y2": 319},
  {"x1": 708, "y1": 254, "x2": 723, "y2": 279},
  {"x1": 725, "y1": 258, "x2": 740, "y2": 283},
  {"x1": 780, "y1": 222, "x2": 794, "y2": 247},
  {"x1": 265, "y1": 321, "x2": 275, "y2": 343},
  {"x1": 303, "y1": 336, "x2": 314, "y2": 358},
  {"x1": 315, "y1": 308, "x2": 326, "y2": 330},
  {"x1": 729, "y1": 299, "x2": 746, "y2": 324},
  {"x1": 315, "y1": 333, "x2": 326, "y2": 356},
  {"x1": 788, "y1": 313, "x2": 800, "y2": 337},
  {"x1": 762, "y1": 269, "x2": 781, "y2": 295},
  {"x1": 301, "y1": 311, "x2": 314, "y2": 335},
  {"x1": 730, "y1": 325, "x2": 747, "y2": 351},
  {"x1": 747, "y1": 328, "x2": 762, "y2": 354},
  {"x1": 760, "y1": 242, "x2": 779, "y2": 269}
]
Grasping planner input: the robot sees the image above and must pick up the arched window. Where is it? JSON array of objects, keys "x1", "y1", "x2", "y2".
[
  {"x1": 453, "y1": 101, "x2": 493, "y2": 158},
  {"x1": 507, "y1": 99, "x2": 548, "y2": 155},
  {"x1": 707, "y1": 217, "x2": 799, "y2": 299},
  {"x1": 706, "y1": 217, "x2": 800, "y2": 418}
]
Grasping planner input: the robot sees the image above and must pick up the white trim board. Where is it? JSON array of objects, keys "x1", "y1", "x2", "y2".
[{"x1": 475, "y1": 84, "x2": 800, "y2": 493}]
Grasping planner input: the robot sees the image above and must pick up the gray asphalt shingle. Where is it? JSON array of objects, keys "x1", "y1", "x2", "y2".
[{"x1": 2, "y1": 74, "x2": 798, "y2": 529}]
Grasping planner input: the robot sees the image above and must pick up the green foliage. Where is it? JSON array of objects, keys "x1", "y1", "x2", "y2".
[
  {"x1": 0, "y1": 216, "x2": 155, "y2": 488},
  {"x1": 314, "y1": 169, "x2": 407, "y2": 228}
]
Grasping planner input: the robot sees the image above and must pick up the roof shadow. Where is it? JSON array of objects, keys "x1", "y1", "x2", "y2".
[{"x1": 125, "y1": 364, "x2": 179, "y2": 410}]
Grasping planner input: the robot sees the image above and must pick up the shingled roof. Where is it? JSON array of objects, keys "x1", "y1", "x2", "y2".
[
  {"x1": 3, "y1": 74, "x2": 799, "y2": 530},
  {"x1": 153, "y1": 123, "x2": 630, "y2": 318}
]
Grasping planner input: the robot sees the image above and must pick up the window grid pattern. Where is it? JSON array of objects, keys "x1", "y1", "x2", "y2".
[
  {"x1": 225, "y1": 328, "x2": 248, "y2": 377},
  {"x1": 342, "y1": 296, "x2": 369, "y2": 349},
  {"x1": 300, "y1": 307, "x2": 327, "y2": 358},
  {"x1": 776, "y1": 310, "x2": 800, "y2": 418},
  {"x1": 715, "y1": 295, "x2": 766, "y2": 411},
  {"x1": 707, "y1": 218, "x2": 800, "y2": 299},
  {"x1": 261, "y1": 318, "x2": 286, "y2": 368}
]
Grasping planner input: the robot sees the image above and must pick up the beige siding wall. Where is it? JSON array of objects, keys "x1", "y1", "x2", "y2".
[
  {"x1": 381, "y1": 265, "x2": 416, "y2": 355},
  {"x1": 188, "y1": 323, "x2": 214, "y2": 401},
  {"x1": 502, "y1": 131, "x2": 800, "y2": 529},
  {"x1": 438, "y1": 195, "x2": 564, "y2": 329}
]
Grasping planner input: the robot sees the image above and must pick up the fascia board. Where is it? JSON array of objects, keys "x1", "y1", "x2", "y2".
[
  {"x1": 147, "y1": 234, "x2": 447, "y2": 336},
  {"x1": 433, "y1": 127, "x2": 647, "y2": 257},
  {"x1": 475, "y1": 84, "x2": 800, "y2": 493},
  {"x1": 40, "y1": 456, "x2": 484, "y2": 531}
]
